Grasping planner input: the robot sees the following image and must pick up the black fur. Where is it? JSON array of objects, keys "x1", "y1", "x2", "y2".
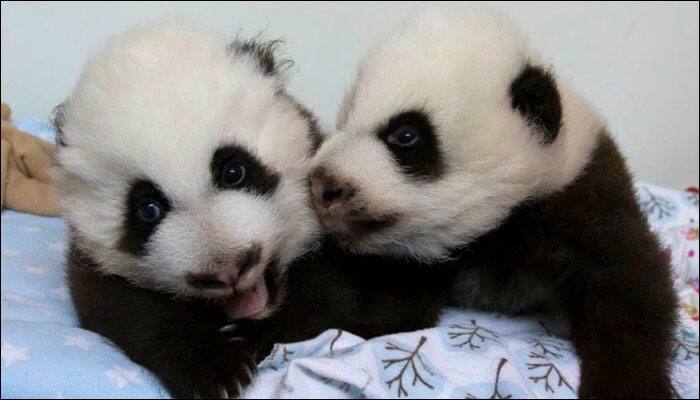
[
  {"x1": 67, "y1": 236, "x2": 453, "y2": 398},
  {"x1": 118, "y1": 180, "x2": 172, "y2": 256},
  {"x1": 70, "y1": 131, "x2": 676, "y2": 399},
  {"x1": 510, "y1": 65, "x2": 562, "y2": 144},
  {"x1": 211, "y1": 145, "x2": 280, "y2": 196},
  {"x1": 309, "y1": 125, "x2": 677, "y2": 397},
  {"x1": 227, "y1": 38, "x2": 289, "y2": 77},
  {"x1": 253, "y1": 239, "x2": 455, "y2": 347},
  {"x1": 285, "y1": 94, "x2": 325, "y2": 154},
  {"x1": 377, "y1": 110, "x2": 444, "y2": 181},
  {"x1": 67, "y1": 243, "x2": 257, "y2": 398},
  {"x1": 448, "y1": 132, "x2": 677, "y2": 398}
]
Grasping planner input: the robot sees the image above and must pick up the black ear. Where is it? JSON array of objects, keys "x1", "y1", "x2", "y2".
[
  {"x1": 227, "y1": 38, "x2": 290, "y2": 77},
  {"x1": 510, "y1": 65, "x2": 561, "y2": 144},
  {"x1": 51, "y1": 102, "x2": 67, "y2": 146}
]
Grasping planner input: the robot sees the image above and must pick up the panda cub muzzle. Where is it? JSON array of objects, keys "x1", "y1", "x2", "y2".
[
  {"x1": 310, "y1": 108, "x2": 443, "y2": 249},
  {"x1": 310, "y1": 167, "x2": 398, "y2": 244},
  {"x1": 186, "y1": 245, "x2": 261, "y2": 291},
  {"x1": 185, "y1": 244, "x2": 276, "y2": 320}
]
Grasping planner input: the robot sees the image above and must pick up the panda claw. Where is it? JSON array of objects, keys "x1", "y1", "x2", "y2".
[{"x1": 219, "y1": 323, "x2": 238, "y2": 332}]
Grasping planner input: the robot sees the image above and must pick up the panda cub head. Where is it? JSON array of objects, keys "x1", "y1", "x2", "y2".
[
  {"x1": 310, "y1": 10, "x2": 602, "y2": 261},
  {"x1": 54, "y1": 21, "x2": 321, "y2": 319}
]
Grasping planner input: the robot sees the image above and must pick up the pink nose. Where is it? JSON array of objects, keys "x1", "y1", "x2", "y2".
[{"x1": 186, "y1": 245, "x2": 261, "y2": 290}]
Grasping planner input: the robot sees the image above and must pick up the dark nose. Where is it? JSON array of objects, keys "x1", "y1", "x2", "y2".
[
  {"x1": 186, "y1": 245, "x2": 262, "y2": 290},
  {"x1": 310, "y1": 169, "x2": 354, "y2": 209}
]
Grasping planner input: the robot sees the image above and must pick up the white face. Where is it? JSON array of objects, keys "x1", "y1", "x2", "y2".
[
  {"x1": 310, "y1": 10, "x2": 602, "y2": 261},
  {"x1": 54, "y1": 21, "x2": 321, "y2": 319}
]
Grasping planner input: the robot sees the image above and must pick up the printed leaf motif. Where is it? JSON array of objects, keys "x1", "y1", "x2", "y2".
[
  {"x1": 260, "y1": 343, "x2": 303, "y2": 371},
  {"x1": 328, "y1": 329, "x2": 353, "y2": 358},
  {"x1": 454, "y1": 357, "x2": 529, "y2": 399},
  {"x1": 524, "y1": 323, "x2": 575, "y2": 395},
  {"x1": 379, "y1": 336, "x2": 442, "y2": 398},
  {"x1": 447, "y1": 319, "x2": 500, "y2": 350},
  {"x1": 528, "y1": 337, "x2": 572, "y2": 359},
  {"x1": 465, "y1": 358, "x2": 512, "y2": 399},
  {"x1": 282, "y1": 347, "x2": 295, "y2": 363},
  {"x1": 526, "y1": 352, "x2": 573, "y2": 394},
  {"x1": 673, "y1": 331, "x2": 699, "y2": 362},
  {"x1": 321, "y1": 376, "x2": 352, "y2": 393},
  {"x1": 682, "y1": 189, "x2": 699, "y2": 208},
  {"x1": 639, "y1": 187, "x2": 679, "y2": 223}
]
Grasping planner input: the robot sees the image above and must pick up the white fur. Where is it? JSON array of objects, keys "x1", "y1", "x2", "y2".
[
  {"x1": 315, "y1": 9, "x2": 603, "y2": 261},
  {"x1": 54, "y1": 20, "x2": 320, "y2": 296}
]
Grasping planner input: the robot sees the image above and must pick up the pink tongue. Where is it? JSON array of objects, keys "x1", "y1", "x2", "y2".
[{"x1": 223, "y1": 275, "x2": 268, "y2": 320}]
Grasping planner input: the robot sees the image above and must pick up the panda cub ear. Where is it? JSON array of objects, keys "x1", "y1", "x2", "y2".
[
  {"x1": 227, "y1": 38, "x2": 291, "y2": 77},
  {"x1": 509, "y1": 65, "x2": 562, "y2": 144}
]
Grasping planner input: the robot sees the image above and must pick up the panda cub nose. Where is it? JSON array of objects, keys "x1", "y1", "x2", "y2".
[
  {"x1": 322, "y1": 182, "x2": 345, "y2": 204},
  {"x1": 186, "y1": 245, "x2": 261, "y2": 290},
  {"x1": 310, "y1": 168, "x2": 354, "y2": 209}
]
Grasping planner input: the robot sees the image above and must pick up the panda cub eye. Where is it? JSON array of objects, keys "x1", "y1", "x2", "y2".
[
  {"x1": 220, "y1": 158, "x2": 247, "y2": 188},
  {"x1": 377, "y1": 110, "x2": 444, "y2": 181},
  {"x1": 387, "y1": 124, "x2": 420, "y2": 147},
  {"x1": 120, "y1": 180, "x2": 172, "y2": 256},
  {"x1": 211, "y1": 145, "x2": 280, "y2": 196},
  {"x1": 137, "y1": 199, "x2": 163, "y2": 223}
]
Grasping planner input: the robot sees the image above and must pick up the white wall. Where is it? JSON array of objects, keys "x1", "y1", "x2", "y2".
[{"x1": 2, "y1": 1, "x2": 698, "y2": 189}]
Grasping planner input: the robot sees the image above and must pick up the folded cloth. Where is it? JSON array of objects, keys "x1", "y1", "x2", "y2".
[{"x1": 0, "y1": 103, "x2": 59, "y2": 216}]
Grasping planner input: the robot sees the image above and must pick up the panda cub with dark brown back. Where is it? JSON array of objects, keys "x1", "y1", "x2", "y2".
[
  {"x1": 310, "y1": 10, "x2": 677, "y2": 398},
  {"x1": 54, "y1": 21, "x2": 321, "y2": 398}
]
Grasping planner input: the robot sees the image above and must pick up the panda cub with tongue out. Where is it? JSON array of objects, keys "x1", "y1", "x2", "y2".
[{"x1": 54, "y1": 21, "x2": 321, "y2": 398}]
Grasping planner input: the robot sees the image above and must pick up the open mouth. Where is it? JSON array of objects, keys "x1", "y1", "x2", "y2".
[
  {"x1": 222, "y1": 275, "x2": 268, "y2": 319},
  {"x1": 218, "y1": 262, "x2": 281, "y2": 320}
]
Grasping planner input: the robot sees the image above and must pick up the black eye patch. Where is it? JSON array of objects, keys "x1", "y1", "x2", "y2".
[
  {"x1": 377, "y1": 110, "x2": 444, "y2": 181},
  {"x1": 211, "y1": 145, "x2": 280, "y2": 196},
  {"x1": 119, "y1": 180, "x2": 172, "y2": 257}
]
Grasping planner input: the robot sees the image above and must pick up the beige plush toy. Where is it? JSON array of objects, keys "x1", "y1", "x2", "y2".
[{"x1": 1, "y1": 103, "x2": 60, "y2": 216}]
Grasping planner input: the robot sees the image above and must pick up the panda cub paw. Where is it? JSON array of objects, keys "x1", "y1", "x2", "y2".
[{"x1": 158, "y1": 329, "x2": 257, "y2": 399}]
